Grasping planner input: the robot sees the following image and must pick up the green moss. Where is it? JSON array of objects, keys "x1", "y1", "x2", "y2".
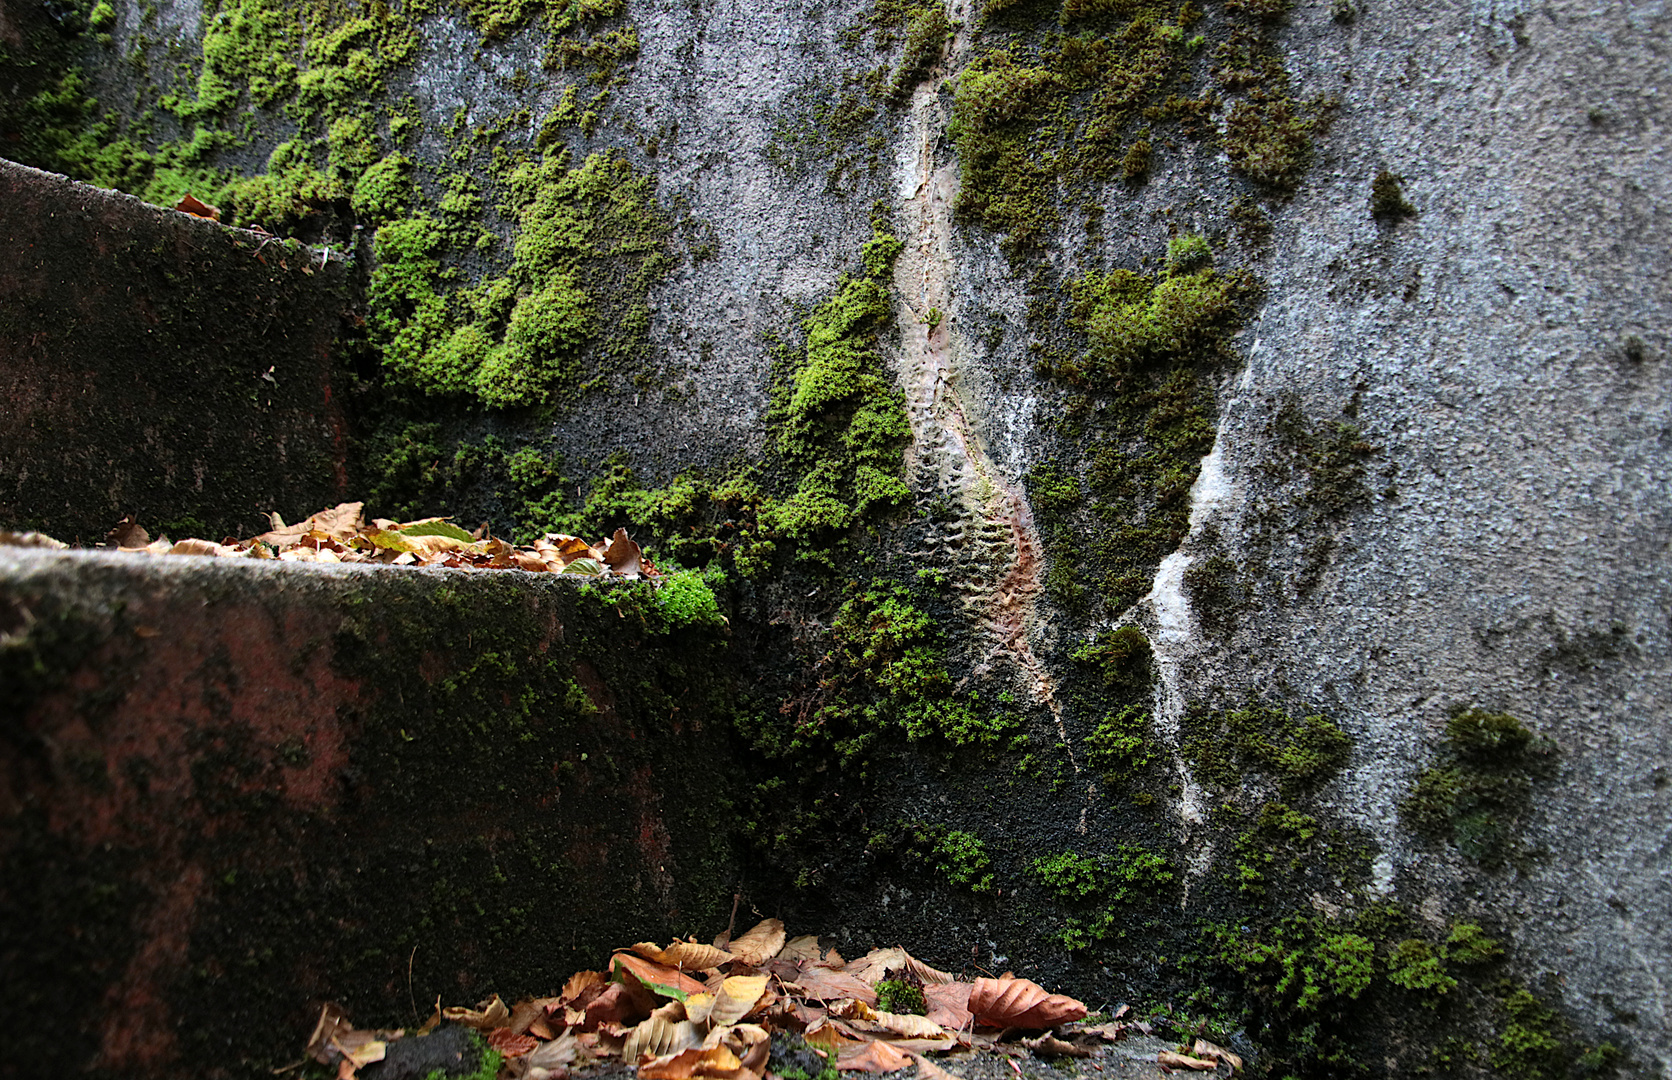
[
  {"x1": 1370, "y1": 169, "x2": 1417, "y2": 222},
  {"x1": 1182, "y1": 702, "x2": 1352, "y2": 794},
  {"x1": 1084, "y1": 704, "x2": 1157, "y2": 786},
  {"x1": 922, "y1": 827, "x2": 994, "y2": 892},
  {"x1": 87, "y1": 2, "x2": 115, "y2": 31},
  {"x1": 1402, "y1": 709, "x2": 1556, "y2": 869},
  {"x1": 1385, "y1": 939, "x2": 1458, "y2": 1003},
  {"x1": 889, "y1": 3, "x2": 952, "y2": 99},
  {"x1": 874, "y1": 979, "x2": 927, "y2": 1015},
  {"x1": 1441, "y1": 921, "x2": 1503, "y2": 966},
  {"x1": 654, "y1": 568, "x2": 726, "y2": 630}
]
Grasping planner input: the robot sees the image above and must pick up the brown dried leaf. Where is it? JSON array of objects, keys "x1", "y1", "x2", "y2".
[
  {"x1": 1157, "y1": 1051, "x2": 1217, "y2": 1071},
  {"x1": 791, "y1": 966, "x2": 880, "y2": 1006},
  {"x1": 830, "y1": 999, "x2": 878, "y2": 1022},
  {"x1": 487, "y1": 1028, "x2": 540, "y2": 1059},
  {"x1": 870, "y1": 1013, "x2": 948, "y2": 1041},
  {"x1": 330, "y1": 1030, "x2": 386, "y2": 1069},
  {"x1": 1191, "y1": 1040, "x2": 1243, "y2": 1073},
  {"x1": 0, "y1": 531, "x2": 67, "y2": 549},
  {"x1": 602, "y1": 527, "x2": 642, "y2": 576},
  {"x1": 845, "y1": 948, "x2": 956, "y2": 987},
  {"x1": 638, "y1": 1044, "x2": 746, "y2": 1080},
  {"x1": 838, "y1": 1039, "x2": 914, "y2": 1073},
  {"x1": 967, "y1": 978, "x2": 1086, "y2": 1030},
  {"x1": 445, "y1": 995, "x2": 511, "y2": 1030},
  {"x1": 586, "y1": 982, "x2": 653, "y2": 1029},
  {"x1": 922, "y1": 984, "x2": 973, "y2": 1031},
  {"x1": 728, "y1": 919, "x2": 787, "y2": 966},
  {"x1": 633, "y1": 940, "x2": 735, "y2": 972},
  {"x1": 907, "y1": 1051, "x2": 959, "y2": 1080},
  {"x1": 416, "y1": 997, "x2": 442, "y2": 1037},
  {"x1": 174, "y1": 193, "x2": 221, "y2": 221},
  {"x1": 614, "y1": 952, "x2": 712, "y2": 999},
  {"x1": 1022, "y1": 1035, "x2": 1092, "y2": 1059},
  {"x1": 709, "y1": 976, "x2": 769, "y2": 1027},
  {"x1": 624, "y1": 1015, "x2": 702, "y2": 1063},
  {"x1": 509, "y1": 997, "x2": 560, "y2": 1035},
  {"x1": 560, "y1": 970, "x2": 608, "y2": 1008}
]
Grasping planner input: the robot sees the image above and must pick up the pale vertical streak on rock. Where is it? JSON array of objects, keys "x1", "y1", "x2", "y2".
[{"x1": 888, "y1": 2, "x2": 1075, "y2": 771}]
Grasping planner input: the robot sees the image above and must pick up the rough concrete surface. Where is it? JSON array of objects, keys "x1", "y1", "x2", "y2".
[{"x1": 0, "y1": 0, "x2": 1667, "y2": 1074}]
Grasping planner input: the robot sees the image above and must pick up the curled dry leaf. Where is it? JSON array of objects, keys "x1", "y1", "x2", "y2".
[
  {"x1": 1022, "y1": 1035, "x2": 1092, "y2": 1059},
  {"x1": 967, "y1": 978, "x2": 1087, "y2": 1030},
  {"x1": 444, "y1": 995, "x2": 511, "y2": 1030},
  {"x1": 613, "y1": 952, "x2": 711, "y2": 1000},
  {"x1": 624, "y1": 1014, "x2": 702, "y2": 1063},
  {"x1": 0, "y1": 531, "x2": 67, "y2": 549},
  {"x1": 487, "y1": 1028, "x2": 540, "y2": 1058},
  {"x1": 829, "y1": 999, "x2": 878, "y2": 1022},
  {"x1": 837, "y1": 1039, "x2": 914, "y2": 1073},
  {"x1": 923, "y1": 983, "x2": 973, "y2": 1031},
  {"x1": 305, "y1": 1003, "x2": 353, "y2": 1064},
  {"x1": 174, "y1": 192, "x2": 221, "y2": 221},
  {"x1": 633, "y1": 940, "x2": 735, "y2": 972},
  {"x1": 779, "y1": 936, "x2": 824, "y2": 964},
  {"x1": 869, "y1": 1012, "x2": 948, "y2": 1041},
  {"x1": 709, "y1": 975, "x2": 769, "y2": 1027},
  {"x1": 637, "y1": 1044, "x2": 747, "y2": 1080},
  {"x1": 1157, "y1": 1051, "x2": 1218, "y2": 1071},
  {"x1": 602, "y1": 528, "x2": 643, "y2": 576},
  {"x1": 1191, "y1": 1040, "x2": 1243, "y2": 1073},
  {"x1": 845, "y1": 948, "x2": 955, "y2": 987},
  {"x1": 509, "y1": 997, "x2": 560, "y2": 1035},
  {"x1": 726, "y1": 918, "x2": 787, "y2": 967}
]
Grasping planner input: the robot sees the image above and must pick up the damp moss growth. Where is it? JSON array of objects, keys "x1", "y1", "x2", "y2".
[
  {"x1": 874, "y1": 979, "x2": 927, "y2": 1015},
  {"x1": 1402, "y1": 709, "x2": 1557, "y2": 869},
  {"x1": 1370, "y1": 169, "x2": 1418, "y2": 222},
  {"x1": 761, "y1": 222, "x2": 911, "y2": 561},
  {"x1": 1181, "y1": 702, "x2": 1352, "y2": 794},
  {"x1": 1038, "y1": 845, "x2": 1175, "y2": 951},
  {"x1": 368, "y1": 149, "x2": 670, "y2": 409}
]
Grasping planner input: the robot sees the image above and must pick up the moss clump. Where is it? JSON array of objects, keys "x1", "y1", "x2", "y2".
[
  {"x1": 1402, "y1": 709, "x2": 1556, "y2": 869},
  {"x1": 1370, "y1": 169, "x2": 1418, "y2": 222},
  {"x1": 1441, "y1": 921, "x2": 1503, "y2": 966},
  {"x1": 874, "y1": 979, "x2": 927, "y2": 1015},
  {"x1": 1385, "y1": 939, "x2": 1458, "y2": 1004},
  {"x1": 368, "y1": 149, "x2": 670, "y2": 409},
  {"x1": 760, "y1": 223, "x2": 911, "y2": 561},
  {"x1": 1084, "y1": 705, "x2": 1157, "y2": 786},
  {"x1": 890, "y1": 3, "x2": 952, "y2": 99},
  {"x1": 1040, "y1": 845, "x2": 1175, "y2": 951},
  {"x1": 1182, "y1": 703, "x2": 1352, "y2": 794},
  {"x1": 1182, "y1": 553, "x2": 1247, "y2": 637},
  {"x1": 767, "y1": 1032, "x2": 839, "y2": 1080},
  {"x1": 906, "y1": 824, "x2": 995, "y2": 893}
]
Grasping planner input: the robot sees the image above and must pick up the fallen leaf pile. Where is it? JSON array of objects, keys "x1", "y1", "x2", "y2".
[
  {"x1": 1, "y1": 503, "x2": 658, "y2": 579},
  {"x1": 301, "y1": 920, "x2": 1242, "y2": 1080}
]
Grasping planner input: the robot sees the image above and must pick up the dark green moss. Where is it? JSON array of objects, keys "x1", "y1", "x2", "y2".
[
  {"x1": 875, "y1": 978, "x2": 928, "y2": 1014},
  {"x1": 1182, "y1": 702, "x2": 1352, "y2": 794},
  {"x1": 1402, "y1": 709, "x2": 1556, "y2": 869},
  {"x1": 1370, "y1": 169, "x2": 1418, "y2": 223}
]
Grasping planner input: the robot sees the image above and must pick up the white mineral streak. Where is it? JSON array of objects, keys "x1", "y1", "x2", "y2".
[{"x1": 889, "y1": 0, "x2": 1075, "y2": 778}]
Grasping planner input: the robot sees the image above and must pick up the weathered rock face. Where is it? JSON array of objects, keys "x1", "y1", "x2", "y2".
[
  {"x1": 1, "y1": 0, "x2": 1667, "y2": 1074},
  {"x1": 0, "y1": 549, "x2": 739, "y2": 1078}
]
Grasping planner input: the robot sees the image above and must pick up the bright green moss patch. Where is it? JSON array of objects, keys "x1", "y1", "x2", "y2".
[
  {"x1": 1385, "y1": 939, "x2": 1458, "y2": 1003},
  {"x1": 1181, "y1": 702, "x2": 1352, "y2": 794},
  {"x1": 761, "y1": 223, "x2": 911, "y2": 561},
  {"x1": 1402, "y1": 708, "x2": 1556, "y2": 869},
  {"x1": 914, "y1": 825, "x2": 995, "y2": 892},
  {"x1": 368, "y1": 149, "x2": 670, "y2": 408},
  {"x1": 874, "y1": 979, "x2": 927, "y2": 1015}
]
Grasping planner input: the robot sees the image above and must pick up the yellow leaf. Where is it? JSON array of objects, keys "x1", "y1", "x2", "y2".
[
  {"x1": 728, "y1": 919, "x2": 787, "y2": 966},
  {"x1": 633, "y1": 941, "x2": 735, "y2": 972},
  {"x1": 709, "y1": 976, "x2": 768, "y2": 1027},
  {"x1": 444, "y1": 995, "x2": 510, "y2": 1030},
  {"x1": 625, "y1": 1015, "x2": 702, "y2": 1063}
]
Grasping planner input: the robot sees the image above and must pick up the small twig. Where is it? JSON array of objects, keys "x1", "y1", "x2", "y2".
[{"x1": 408, "y1": 945, "x2": 419, "y2": 1024}]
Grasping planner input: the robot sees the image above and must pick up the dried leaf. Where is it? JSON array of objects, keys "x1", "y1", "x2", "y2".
[
  {"x1": 509, "y1": 997, "x2": 560, "y2": 1035},
  {"x1": 602, "y1": 528, "x2": 643, "y2": 576},
  {"x1": 416, "y1": 997, "x2": 442, "y2": 1037},
  {"x1": 0, "y1": 531, "x2": 67, "y2": 549},
  {"x1": 709, "y1": 976, "x2": 769, "y2": 1027},
  {"x1": 838, "y1": 1040, "x2": 914, "y2": 1073},
  {"x1": 633, "y1": 941, "x2": 735, "y2": 972},
  {"x1": 586, "y1": 981, "x2": 653, "y2": 1029},
  {"x1": 174, "y1": 193, "x2": 221, "y2": 221},
  {"x1": 638, "y1": 1044, "x2": 745, "y2": 1080},
  {"x1": 1191, "y1": 1040, "x2": 1243, "y2": 1073},
  {"x1": 1022, "y1": 1035, "x2": 1091, "y2": 1059},
  {"x1": 727, "y1": 919, "x2": 787, "y2": 966},
  {"x1": 169, "y1": 538, "x2": 220, "y2": 556},
  {"x1": 967, "y1": 978, "x2": 1086, "y2": 1030},
  {"x1": 845, "y1": 948, "x2": 955, "y2": 987},
  {"x1": 396, "y1": 520, "x2": 475, "y2": 541},
  {"x1": 625, "y1": 1015, "x2": 702, "y2": 1063},
  {"x1": 684, "y1": 993, "x2": 716, "y2": 1026},
  {"x1": 791, "y1": 966, "x2": 878, "y2": 1006},
  {"x1": 1077, "y1": 1022, "x2": 1127, "y2": 1042},
  {"x1": 922, "y1": 984, "x2": 972, "y2": 1031},
  {"x1": 445, "y1": 995, "x2": 511, "y2": 1030},
  {"x1": 330, "y1": 1030, "x2": 386, "y2": 1069},
  {"x1": 871, "y1": 1013, "x2": 947, "y2": 1040},
  {"x1": 830, "y1": 999, "x2": 878, "y2": 1022},
  {"x1": 560, "y1": 970, "x2": 608, "y2": 1007},
  {"x1": 562, "y1": 557, "x2": 604, "y2": 576},
  {"x1": 614, "y1": 952, "x2": 710, "y2": 1000},
  {"x1": 907, "y1": 1051, "x2": 959, "y2": 1080},
  {"x1": 527, "y1": 1032, "x2": 583, "y2": 1070},
  {"x1": 107, "y1": 516, "x2": 149, "y2": 549},
  {"x1": 1157, "y1": 1051, "x2": 1217, "y2": 1071},
  {"x1": 305, "y1": 1004, "x2": 353, "y2": 1064},
  {"x1": 487, "y1": 1028, "x2": 540, "y2": 1058},
  {"x1": 780, "y1": 936, "x2": 824, "y2": 964}
]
